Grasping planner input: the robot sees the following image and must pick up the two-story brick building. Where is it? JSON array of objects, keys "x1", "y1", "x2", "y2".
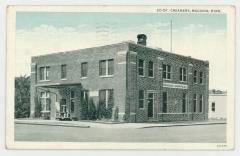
[{"x1": 30, "y1": 34, "x2": 209, "y2": 122}]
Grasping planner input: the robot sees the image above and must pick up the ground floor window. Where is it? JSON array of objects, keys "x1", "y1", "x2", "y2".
[
  {"x1": 163, "y1": 92, "x2": 167, "y2": 113},
  {"x1": 139, "y1": 90, "x2": 144, "y2": 108},
  {"x1": 193, "y1": 94, "x2": 197, "y2": 113},
  {"x1": 40, "y1": 91, "x2": 50, "y2": 111},
  {"x1": 70, "y1": 90, "x2": 75, "y2": 112},
  {"x1": 199, "y1": 94, "x2": 203, "y2": 113},
  {"x1": 81, "y1": 90, "x2": 89, "y2": 103},
  {"x1": 182, "y1": 93, "x2": 187, "y2": 113},
  {"x1": 99, "y1": 89, "x2": 114, "y2": 108},
  {"x1": 211, "y1": 102, "x2": 215, "y2": 112}
]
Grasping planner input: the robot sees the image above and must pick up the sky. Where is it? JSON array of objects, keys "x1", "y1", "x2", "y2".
[{"x1": 15, "y1": 12, "x2": 227, "y2": 90}]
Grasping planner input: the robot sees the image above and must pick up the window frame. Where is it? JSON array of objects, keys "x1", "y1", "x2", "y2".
[
  {"x1": 61, "y1": 64, "x2": 67, "y2": 80},
  {"x1": 193, "y1": 70, "x2": 197, "y2": 84},
  {"x1": 182, "y1": 93, "x2": 187, "y2": 113},
  {"x1": 179, "y1": 67, "x2": 187, "y2": 82},
  {"x1": 163, "y1": 64, "x2": 171, "y2": 80},
  {"x1": 70, "y1": 90, "x2": 75, "y2": 112},
  {"x1": 163, "y1": 92, "x2": 168, "y2": 113},
  {"x1": 199, "y1": 94, "x2": 203, "y2": 113},
  {"x1": 138, "y1": 90, "x2": 145, "y2": 109},
  {"x1": 99, "y1": 59, "x2": 114, "y2": 77},
  {"x1": 148, "y1": 61, "x2": 154, "y2": 78},
  {"x1": 81, "y1": 62, "x2": 88, "y2": 78},
  {"x1": 99, "y1": 89, "x2": 114, "y2": 108},
  {"x1": 40, "y1": 91, "x2": 50, "y2": 112},
  {"x1": 211, "y1": 102, "x2": 215, "y2": 112},
  {"x1": 199, "y1": 71, "x2": 203, "y2": 84},
  {"x1": 193, "y1": 94, "x2": 197, "y2": 113},
  {"x1": 138, "y1": 59, "x2": 145, "y2": 77},
  {"x1": 39, "y1": 66, "x2": 50, "y2": 81}
]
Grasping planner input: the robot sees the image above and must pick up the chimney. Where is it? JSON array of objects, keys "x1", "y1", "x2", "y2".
[{"x1": 137, "y1": 34, "x2": 147, "y2": 46}]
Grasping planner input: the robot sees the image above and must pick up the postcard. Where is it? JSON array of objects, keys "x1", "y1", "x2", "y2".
[{"x1": 6, "y1": 5, "x2": 235, "y2": 150}]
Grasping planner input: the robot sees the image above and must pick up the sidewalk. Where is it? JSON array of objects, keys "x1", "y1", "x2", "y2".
[{"x1": 15, "y1": 119, "x2": 226, "y2": 129}]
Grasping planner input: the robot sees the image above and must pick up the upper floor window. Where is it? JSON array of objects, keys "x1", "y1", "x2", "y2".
[
  {"x1": 139, "y1": 90, "x2": 144, "y2": 108},
  {"x1": 179, "y1": 67, "x2": 187, "y2": 82},
  {"x1": 99, "y1": 59, "x2": 114, "y2": 76},
  {"x1": 138, "y1": 59, "x2": 145, "y2": 76},
  {"x1": 193, "y1": 70, "x2": 197, "y2": 83},
  {"x1": 81, "y1": 62, "x2": 88, "y2": 77},
  {"x1": 199, "y1": 72, "x2": 203, "y2": 84},
  {"x1": 61, "y1": 64, "x2": 67, "y2": 79},
  {"x1": 163, "y1": 64, "x2": 171, "y2": 80},
  {"x1": 40, "y1": 66, "x2": 50, "y2": 81},
  {"x1": 148, "y1": 61, "x2": 154, "y2": 77}
]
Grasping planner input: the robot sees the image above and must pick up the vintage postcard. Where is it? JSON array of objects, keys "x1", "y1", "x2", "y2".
[{"x1": 6, "y1": 5, "x2": 235, "y2": 149}]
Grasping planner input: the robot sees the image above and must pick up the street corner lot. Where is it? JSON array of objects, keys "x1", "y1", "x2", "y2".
[{"x1": 14, "y1": 122, "x2": 226, "y2": 143}]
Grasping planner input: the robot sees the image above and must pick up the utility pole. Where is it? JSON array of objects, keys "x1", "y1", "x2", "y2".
[{"x1": 170, "y1": 20, "x2": 172, "y2": 52}]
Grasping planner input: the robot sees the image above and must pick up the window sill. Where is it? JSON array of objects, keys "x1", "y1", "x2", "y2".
[
  {"x1": 148, "y1": 76, "x2": 154, "y2": 78},
  {"x1": 80, "y1": 77, "x2": 88, "y2": 79},
  {"x1": 61, "y1": 78, "x2": 67, "y2": 81},
  {"x1": 99, "y1": 75, "x2": 114, "y2": 78},
  {"x1": 39, "y1": 80, "x2": 50, "y2": 82},
  {"x1": 139, "y1": 75, "x2": 145, "y2": 77}
]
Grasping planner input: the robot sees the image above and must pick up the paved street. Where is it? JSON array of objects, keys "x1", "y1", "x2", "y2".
[{"x1": 15, "y1": 123, "x2": 226, "y2": 143}]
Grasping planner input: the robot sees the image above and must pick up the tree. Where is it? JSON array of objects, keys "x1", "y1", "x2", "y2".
[{"x1": 15, "y1": 75, "x2": 30, "y2": 118}]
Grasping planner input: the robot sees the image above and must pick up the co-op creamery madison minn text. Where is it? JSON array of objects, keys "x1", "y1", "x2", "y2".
[{"x1": 30, "y1": 34, "x2": 209, "y2": 122}]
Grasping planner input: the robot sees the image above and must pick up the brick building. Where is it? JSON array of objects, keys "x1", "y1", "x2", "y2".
[{"x1": 30, "y1": 34, "x2": 209, "y2": 122}]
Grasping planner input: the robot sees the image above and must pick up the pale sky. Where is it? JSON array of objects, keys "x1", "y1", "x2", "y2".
[{"x1": 15, "y1": 12, "x2": 227, "y2": 90}]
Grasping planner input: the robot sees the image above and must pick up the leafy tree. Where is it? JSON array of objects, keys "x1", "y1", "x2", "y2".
[{"x1": 15, "y1": 75, "x2": 30, "y2": 118}]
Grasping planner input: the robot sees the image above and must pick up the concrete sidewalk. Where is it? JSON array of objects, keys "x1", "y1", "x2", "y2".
[{"x1": 15, "y1": 119, "x2": 226, "y2": 129}]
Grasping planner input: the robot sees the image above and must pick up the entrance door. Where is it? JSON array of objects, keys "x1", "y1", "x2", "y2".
[
  {"x1": 148, "y1": 92, "x2": 154, "y2": 118},
  {"x1": 60, "y1": 99, "x2": 67, "y2": 118}
]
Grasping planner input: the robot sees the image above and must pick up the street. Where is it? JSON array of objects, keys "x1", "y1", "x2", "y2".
[{"x1": 14, "y1": 123, "x2": 226, "y2": 143}]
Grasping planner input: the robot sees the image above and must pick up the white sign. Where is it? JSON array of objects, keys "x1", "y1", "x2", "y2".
[
  {"x1": 89, "y1": 91, "x2": 98, "y2": 97},
  {"x1": 163, "y1": 82, "x2": 188, "y2": 89}
]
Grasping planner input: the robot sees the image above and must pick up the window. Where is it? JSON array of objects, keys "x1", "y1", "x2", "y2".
[
  {"x1": 99, "y1": 59, "x2": 114, "y2": 76},
  {"x1": 179, "y1": 67, "x2": 187, "y2": 82},
  {"x1": 99, "y1": 89, "x2": 114, "y2": 108},
  {"x1": 138, "y1": 59, "x2": 145, "y2": 76},
  {"x1": 40, "y1": 92, "x2": 50, "y2": 111},
  {"x1": 148, "y1": 61, "x2": 154, "y2": 77},
  {"x1": 199, "y1": 71, "x2": 203, "y2": 84},
  {"x1": 163, "y1": 64, "x2": 171, "y2": 79},
  {"x1": 81, "y1": 90, "x2": 89, "y2": 103},
  {"x1": 61, "y1": 64, "x2": 67, "y2": 79},
  {"x1": 199, "y1": 94, "x2": 203, "y2": 113},
  {"x1": 193, "y1": 94, "x2": 197, "y2": 113},
  {"x1": 108, "y1": 59, "x2": 114, "y2": 75},
  {"x1": 193, "y1": 70, "x2": 197, "y2": 83},
  {"x1": 81, "y1": 62, "x2": 88, "y2": 77},
  {"x1": 211, "y1": 102, "x2": 215, "y2": 112},
  {"x1": 182, "y1": 93, "x2": 187, "y2": 113},
  {"x1": 70, "y1": 91, "x2": 75, "y2": 112},
  {"x1": 163, "y1": 92, "x2": 167, "y2": 113},
  {"x1": 139, "y1": 90, "x2": 144, "y2": 108},
  {"x1": 40, "y1": 66, "x2": 50, "y2": 81}
]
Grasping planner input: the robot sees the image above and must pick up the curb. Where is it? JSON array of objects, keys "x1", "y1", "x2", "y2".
[
  {"x1": 15, "y1": 121, "x2": 90, "y2": 128},
  {"x1": 139, "y1": 122, "x2": 226, "y2": 129}
]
